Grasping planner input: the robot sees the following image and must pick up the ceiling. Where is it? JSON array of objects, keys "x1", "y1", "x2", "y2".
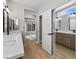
[
  {"x1": 13, "y1": 0, "x2": 42, "y2": 9},
  {"x1": 13, "y1": 0, "x2": 68, "y2": 12}
]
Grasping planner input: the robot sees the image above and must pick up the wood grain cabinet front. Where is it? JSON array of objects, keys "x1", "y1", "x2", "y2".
[
  {"x1": 65, "y1": 37, "x2": 71, "y2": 48},
  {"x1": 56, "y1": 33, "x2": 64, "y2": 45},
  {"x1": 56, "y1": 32, "x2": 75, "y2": 50},
  {"x1": 70, "y1": 35, "x2": 75, "y2": 50}
]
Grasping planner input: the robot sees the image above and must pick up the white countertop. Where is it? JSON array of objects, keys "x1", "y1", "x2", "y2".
[
  {"x1": 3, "y1": 30, "x2": 24, "y2": 59},
  {"x1": 55, "y1": 31, "x2": 75, "y2": 35}
]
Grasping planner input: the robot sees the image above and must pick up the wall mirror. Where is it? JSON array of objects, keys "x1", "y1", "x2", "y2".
[
  {"x1": 54, "y1": 3, "x2": 76, "y2": 59},
  {"x1": 69, "y1": 14, "x2": 76, "y2": 32},
  {"x1": 13, "y1": 19, "x2": 19, "y2": 30},
  {"x1": 3, "y1": 8, "x2": 19, "y2": 35},
  {"x1": 3, "y1": 9, "x2": 7, "y2": 32},
  {"x1": 3, "y1": 9, "x2": 9, "y2": 35}
]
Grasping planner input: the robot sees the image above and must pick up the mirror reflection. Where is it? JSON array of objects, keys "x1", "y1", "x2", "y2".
[{"x1": 55, "y1": 4, "x2": 76, "y2": 59}]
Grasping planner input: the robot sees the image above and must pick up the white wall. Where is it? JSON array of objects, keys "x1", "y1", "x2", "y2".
[
  {"x1": 7, "y1": 0, "x2": 24, "y2": 32},
  {"x1": 3, "y1": 0, "x2": 6, "y2": 7}
]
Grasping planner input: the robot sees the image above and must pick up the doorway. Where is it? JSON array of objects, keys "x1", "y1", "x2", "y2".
[
  {"x1": 25, "y1": 20, "x2": 36, "y2": 41},
  {"x1": 39, "y1": 15, "x2": 42, "y2": 46}
]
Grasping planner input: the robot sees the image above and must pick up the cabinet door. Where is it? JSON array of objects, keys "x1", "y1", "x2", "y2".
[
  {"x1": 70, "y1": 35, "x2": 75, "y2": 50},
  {"x1": 56, "y1": 33, "x2": 64, "y2": 45},
  {"x1": 64, "y1": 36, "x2": 71, "y2": 48},
  {"x1": 56, "y1": 34, "x2": 61, "y2": 43}
]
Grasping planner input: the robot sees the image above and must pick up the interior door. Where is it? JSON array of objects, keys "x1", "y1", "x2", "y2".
[{"x1": 42, "y1": 10, "x2": 54, "y2": 55}]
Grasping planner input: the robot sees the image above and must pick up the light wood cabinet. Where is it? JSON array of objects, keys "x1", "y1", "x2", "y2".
[
  {"x1": 70, "y1": 35, "x2": 75, "y2": 49},
  {"x1": 56, "y1": 32, "x2": 75, "y2": 50}
]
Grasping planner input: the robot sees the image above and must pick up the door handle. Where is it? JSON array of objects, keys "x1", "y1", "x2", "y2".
[{"x1": 48, "y1": 33, "x2": 54, "y2": 35}]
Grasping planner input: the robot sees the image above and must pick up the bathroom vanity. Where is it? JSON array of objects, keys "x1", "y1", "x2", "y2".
[
  {"x1": 56, "y1": 31, "x2": 75, "y2": 50},
  {"x1": 3, "y1": 30, "x2": 24, "y2": 59}
]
